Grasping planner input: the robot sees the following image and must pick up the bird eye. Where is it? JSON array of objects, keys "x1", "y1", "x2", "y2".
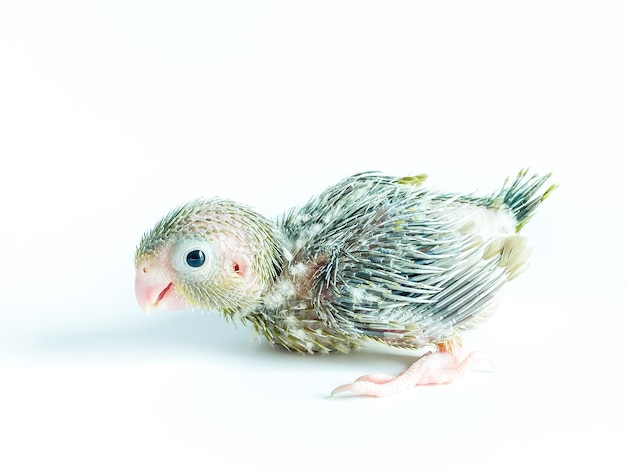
[
  {"x1": 173, "y1": 242, "x2": 215, "y2": 275},
  {"x1": 186, "y1": 249, "x2": 206, "y2": 268}
]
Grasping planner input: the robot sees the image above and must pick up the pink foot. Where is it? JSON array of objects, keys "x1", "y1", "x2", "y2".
[{"x1": 331, "y1": 351, "x2": 494, "y2": 397}]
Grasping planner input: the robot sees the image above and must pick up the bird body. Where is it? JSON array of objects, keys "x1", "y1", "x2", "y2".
[{"x1": 135, "y1": 170, "x2": 555, "y2": 396}]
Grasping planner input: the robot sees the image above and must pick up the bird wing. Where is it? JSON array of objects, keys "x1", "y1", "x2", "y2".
[{"x1": 281, "y1": 173, "x2": 535, "y2": 348}]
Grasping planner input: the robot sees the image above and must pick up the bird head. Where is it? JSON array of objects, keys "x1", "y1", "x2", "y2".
[{"x1": 134, "y1": 198, "x2": 284, "y2": 316}]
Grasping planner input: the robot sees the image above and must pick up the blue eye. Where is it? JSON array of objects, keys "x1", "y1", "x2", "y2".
[{"x1": 186, "y1": 249, "x2": 206, "y2": 268}]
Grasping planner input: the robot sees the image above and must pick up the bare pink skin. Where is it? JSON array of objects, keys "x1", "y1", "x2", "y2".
[
  {"x1": 135, "y1": 260, "x2": 188, "y2": 312},
  {"x1": 331, "y1": 350, "x2": 494, "y2": 397}
]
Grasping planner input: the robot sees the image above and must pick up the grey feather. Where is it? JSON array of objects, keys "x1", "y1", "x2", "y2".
[{"x1": 245, "y1": 171, "x2": 555, "y2": 353}]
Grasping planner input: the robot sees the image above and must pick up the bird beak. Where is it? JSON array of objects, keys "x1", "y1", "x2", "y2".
[{"x1": 135, "y1": 265, "x2": 188, "y2": 313}]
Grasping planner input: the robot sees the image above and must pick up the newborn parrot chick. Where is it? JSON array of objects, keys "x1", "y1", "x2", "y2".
[{"x1": 135, "y1": 170, "x2": 555, "y2": 397}]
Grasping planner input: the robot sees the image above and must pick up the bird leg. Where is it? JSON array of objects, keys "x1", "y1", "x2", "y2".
[{"x1": 331, "y1": 346, "x2": 493, "y2": 397}]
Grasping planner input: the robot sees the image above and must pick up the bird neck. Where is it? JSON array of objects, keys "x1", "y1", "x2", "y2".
[{"x1": 214, "y1": 205, "x2": 288, "y2": 319}]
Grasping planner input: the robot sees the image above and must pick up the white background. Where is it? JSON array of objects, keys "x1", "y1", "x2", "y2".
[{"x1": 1, "y1": 1, "x2": 624, "y2": 468}]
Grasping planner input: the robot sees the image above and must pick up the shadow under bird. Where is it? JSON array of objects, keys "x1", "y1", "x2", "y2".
[{"x1": 134, "y1": 170, "x2": 556, "y2": 397}]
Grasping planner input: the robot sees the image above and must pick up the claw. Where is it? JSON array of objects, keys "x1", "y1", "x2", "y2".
[{"x1": 330, "y1": 383, "x2": 356, "y2": 396}]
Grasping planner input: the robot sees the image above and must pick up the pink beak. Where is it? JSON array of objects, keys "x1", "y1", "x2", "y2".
[{"x1": 135, "y1": 264, "x2": 188, "y2": 313}]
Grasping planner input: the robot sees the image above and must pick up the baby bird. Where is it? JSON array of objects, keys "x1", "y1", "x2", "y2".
[{"x1": 135, "y1": 170, "x2": 555, "y2": 396}]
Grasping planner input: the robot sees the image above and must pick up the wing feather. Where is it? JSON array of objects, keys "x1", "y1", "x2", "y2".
[{"x1": 281, "y1": 173, "x2": 523, "y2": 347}]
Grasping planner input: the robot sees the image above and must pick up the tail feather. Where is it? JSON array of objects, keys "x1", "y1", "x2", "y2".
[{"x1": 494, "y1": 169, "x2": 557, "y2": 232}]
